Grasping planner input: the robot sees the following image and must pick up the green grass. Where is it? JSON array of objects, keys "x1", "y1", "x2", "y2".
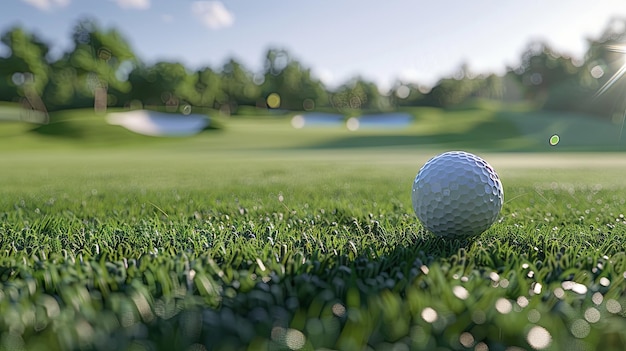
[
  {"x1": 2, "y1": 102, "x2": 625, "y2": 152},
  {"x1": 1, "y1": 105, "x2": 626, "y2": 350}
]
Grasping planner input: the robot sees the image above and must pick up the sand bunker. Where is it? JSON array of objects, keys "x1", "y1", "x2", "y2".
[{"x1": 106, "y1": 110, "x2": 209, "y2": 137}]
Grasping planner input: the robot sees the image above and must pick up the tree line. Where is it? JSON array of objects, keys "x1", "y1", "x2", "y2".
[{"x1": 1, "y1": 17, "x2": 625, "y2": 119}]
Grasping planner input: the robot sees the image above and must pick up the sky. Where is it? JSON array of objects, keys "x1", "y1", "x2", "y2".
[{"x1": 2, "y1": 0, "x2": 626, "y2": 90}]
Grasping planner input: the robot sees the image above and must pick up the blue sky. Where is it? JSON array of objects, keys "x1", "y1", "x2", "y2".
[{"x1": 3, "y1": 0, "x2": 626, "y2": 89}]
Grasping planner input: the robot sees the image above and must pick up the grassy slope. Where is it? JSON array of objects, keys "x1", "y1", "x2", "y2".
[
  {"x1": 1, "y1": 105, "x2": 626, "y2": 350},
  {"x1": 2, "y1": 102, "x2": 625, "y2": 152}
]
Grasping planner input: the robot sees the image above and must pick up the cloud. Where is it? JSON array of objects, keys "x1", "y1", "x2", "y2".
[
  {"x1": 191, "y1": 1, "x2": 234, "y2": 30},
  {"x1": 22, "y1": 0, "x2": 70, "y2": 11},
  {"x1": 113, "y1": 0, "x2": 150, "y2": 10},
  {"x1": 312, "y1": 68, "x2": 335, "y2": 87}
]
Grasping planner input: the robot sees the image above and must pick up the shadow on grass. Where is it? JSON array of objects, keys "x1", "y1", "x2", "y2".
[
  {"x1": 297, "y1": 119, "x2": 522, "y2": 151},
  {"x1": 32, "y1": 120, "x2": 86, "y2": 138}
]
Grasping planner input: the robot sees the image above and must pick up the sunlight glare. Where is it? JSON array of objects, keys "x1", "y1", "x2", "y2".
[{"x1": 594, "y1": 44, "x2": 626, "y2": 98}]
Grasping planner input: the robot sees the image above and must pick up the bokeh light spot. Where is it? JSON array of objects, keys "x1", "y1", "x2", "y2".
[
  {"x1": 11, "y1": 72, "x2": 25, "y2": 86},
  {"x1": 549, "y1": 134, "x2": 560, "y2": 146},
  {"x1": 346, "y1": 117, "x2": 359, "y2": 131},
  {"x1": 267, "y1": 93, "x2": 281, "y2": 108},
  {"x1": 590, "y1": 65, "x2": 605, "y2": 79},
  {"x1": 98, "y1": 47, "x2": 112, "y2": 61},
  {"x1": 291, "y1": 115, "x2": 305, "y2": 129},
  {"x1": 530, "y1": 73, "x2": 543, "y2": 85},
  {"x1": 302, "y1": 98, "x2": 315, "y2": 111},
  {"x1": 396, "y1": 85, "x2": 410, "y2": 99},
  {"x1": 181, "y1": 104, "x2": 192, "y2": 115}
]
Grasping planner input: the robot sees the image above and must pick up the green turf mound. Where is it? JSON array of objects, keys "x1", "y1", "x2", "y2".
[
  {"x1": 31, "y1": 109, "x2": 147, "y2": 141},
  {"x1": 499, "y1": 110, "x2": 626, "y2": 151},
  {"x1": 28, "y1": 109, "x2": 215, "y2": 147}
]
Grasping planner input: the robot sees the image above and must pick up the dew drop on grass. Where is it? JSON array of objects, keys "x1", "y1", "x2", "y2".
[
  {"x1": 495, "y1": 298, "x2": 512, "y2": 314},
  {"x1": 459, "y1": 332, "x2": 475, "y2": 348},
  {"x1": 553, "y1": 288, "x2": 565, "y2": 299},
  {"x1": 421, "y1": 307, "x2": 438, "y2": 323},
  {"x1": 517, "y1": 296, "x2": 529, "y2": 308},
  {"x1": 527, "y1": 326, "x2": 552, "y2": 350},
  {"x1": 489, "y1": 272, "x2": 500, "y2": 282},
  {"x1": 284, "y1": 329, "x2": 306, "y2": 350},
  {"x1": 331, "y1": 303, "x2": 346, "y2": 317},
  {"x1": 592, "y1": 292, "x2": 603, "y2": 305},
  {"x1": 606, "y1": 299, "x2": 622, "y2": 314},
  {"x1": 452, "y1": 286, "x2": 469, "y2": 300},
  {"x1": 527, "y1": 309, "x2": 541, "y2": 323},
  {"x1": 532, "y1": 282, "x2": 542, "y2": 295},
  {"x1": 472, "y1": 310, "x2": 486, "y2": 324},
  {"x1": 584, "y1": 307, "x2": 601, "y2": 323},
  {"x1": 570, "y1": 319, "x2": 590, "y2": 339},
  {"x1": 561, "y1": 281, "x2": 587, "y2": 295}
]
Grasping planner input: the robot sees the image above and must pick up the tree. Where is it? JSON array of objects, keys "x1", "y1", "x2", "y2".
[
  {"x1": 331, "y1": 77, "x2": 382, "y2": 112},
  {"x1": 195, "y1": 67, "x2": 224, "y2": 109},
  {"x1": 389, "y1": 81, "x2": 427, "y2": 107},
  {"x1": 513, "y1": 41, "x2": 580, "y2": 106},
  {"x1": 423, "y1": 64, "x2": 480, "y2": 107},
  {"x1": 127, "y1": 61, "x2": 198, "y2": 110},
  {"x1": 65, "y1": 18, "x2": 137, "y2": 112},
  {"x1": 220, "y1": 58, "x2": 259, "y2": 112},
  {"x1": 260, "y1": 48, "x2": 329, "y2": 110},
  {"x1": 0, "y1": 27, "x2": 50, "y2": 116}
]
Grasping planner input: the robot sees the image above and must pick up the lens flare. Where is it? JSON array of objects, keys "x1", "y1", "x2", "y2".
[
  {"x1": 594, "y1": 44, "x2": 626, "y2": 98},
  {"x1": 549, "y1": 134, "x2": 560, "y2": 146}
]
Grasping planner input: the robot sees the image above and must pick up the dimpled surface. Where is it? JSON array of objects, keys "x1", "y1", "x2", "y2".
[{"x1": 411, "y1": 151, "x2": 503, "y2": 237}]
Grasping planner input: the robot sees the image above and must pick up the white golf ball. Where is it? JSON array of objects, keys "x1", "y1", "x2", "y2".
[{"x1": 411, "y1": 151, "x2": 504, "y2": 237}]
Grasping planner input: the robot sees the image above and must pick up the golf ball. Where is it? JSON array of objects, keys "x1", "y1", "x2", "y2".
[{"x1": 411, "y1": 151, "x2": 503, "y2": 237}]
